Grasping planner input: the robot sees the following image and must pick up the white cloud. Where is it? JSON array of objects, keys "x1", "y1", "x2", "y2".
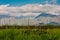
[{"x1": 0, "y1": 4, "x2": 60, "y2": 17}]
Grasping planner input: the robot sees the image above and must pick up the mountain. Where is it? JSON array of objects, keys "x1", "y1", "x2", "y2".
[
  {"x1": 0, "y1": 15, "x2": 10, "y2": 18},
  {"x1": 35, "y1": 12, "x2": 60, "y2": 25},
  {"x1": 15, "y1": 16, "x2": 35, "y2": 19},
  {"x1": 35, "y1": 12, "x2": 57, "y2": 18},
  {"x1": 0, "y1": 14, "x2": 35, "y2": 19},
  {"x1": 48, "y1": 22, "x2": 60, "y2": 25}
]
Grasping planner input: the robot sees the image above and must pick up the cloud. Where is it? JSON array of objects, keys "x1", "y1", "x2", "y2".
[{"x1": 0, "y1": 4, "x2": 60, "y2": 17}]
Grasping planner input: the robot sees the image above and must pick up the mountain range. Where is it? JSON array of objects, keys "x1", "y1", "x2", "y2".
[
  {"x1": 35, "y1": 12, "x2": 60, "y2": 25},
  {"x1": 35, "y1": 12, "x2": 58, "y2": 18},
  {"x1": 0, "y1": 12, "x2": 60, "y2": 25},
  {"x1": 0, "y1": 15, "x2": 11, "y2": 19}
]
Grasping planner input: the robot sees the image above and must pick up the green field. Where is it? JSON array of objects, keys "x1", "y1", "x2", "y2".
[
  {"x1": 0, "y1": 25, "x2": 60, "y2": 40},
  {"x1": 0, "y1": 28, "x2": 60, "y2": 40}
]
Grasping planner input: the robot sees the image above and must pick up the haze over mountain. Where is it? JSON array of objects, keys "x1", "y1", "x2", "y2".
[
  {"x1": 35, "y1": 12, "x2": 58, "y2": 18},
  {"x1": 35, "y1": 12, "x2": 60, "y2": 25},
  {"x1": 0, "y1": 0, "x2": 60, "y2": 18},
  {"x1": 0, "y1": 4, "x2": 60, "y2": 18},
  {"x1": 0, "y1": 0, "x2": 60, "y2": 25}
]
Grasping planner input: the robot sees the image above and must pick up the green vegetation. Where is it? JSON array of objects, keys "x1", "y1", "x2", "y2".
[
  {"x1": 0, "y1": 25, "x2": 60, "y2": 29},
  {"x1": 0, "y1": 25, "x2": 60, "y2": 40},
  {"x1": 0, "y1": 29, "x2": 60, "y2": 40}
]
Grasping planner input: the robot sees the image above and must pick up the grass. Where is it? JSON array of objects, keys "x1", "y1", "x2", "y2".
[
  {"x1": 0, "y1": 29, "x2": 60, "y2": 40},
  {"x1": 0, "y1": 25, "x2": 60, "y2": 40}
]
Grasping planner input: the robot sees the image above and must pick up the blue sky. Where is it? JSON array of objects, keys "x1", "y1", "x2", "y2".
[{"x1": 0, "y1": 0, "x2": 60, "y2": 6}]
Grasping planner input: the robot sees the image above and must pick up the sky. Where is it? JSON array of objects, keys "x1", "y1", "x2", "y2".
[
  {"x1": 0, "y1": 0, "x2": 60, "y2": 6},
  {"x1": 0, "y1": 0, "x2": 60, "y2": 18}
]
